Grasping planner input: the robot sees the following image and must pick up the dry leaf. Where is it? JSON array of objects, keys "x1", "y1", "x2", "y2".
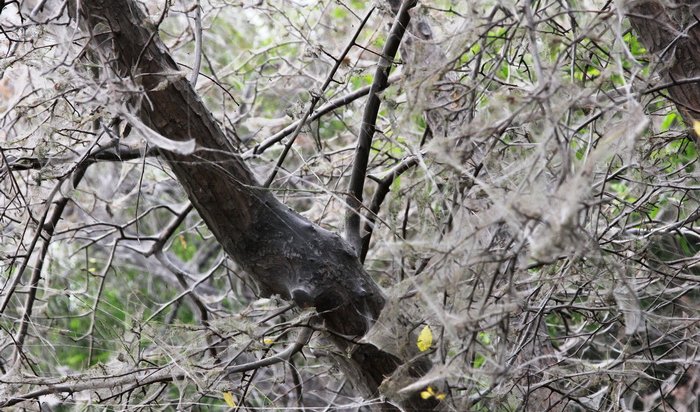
[
  {"x1": 417, "y1": 325, "x2": 433, "y2": 352},
  {"x1": 223, "y1": 391, "x2": 236, "y2": 407}
]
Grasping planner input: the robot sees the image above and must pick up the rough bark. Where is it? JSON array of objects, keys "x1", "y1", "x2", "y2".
[
  {"x1": 627, "y1": 1, "x2": 700, "y2": 139},
  {"x1": 65, "y1": 0, "x2": 419, "y2": 408},
  {"x1": 68, "y1": 0, "x2": 384, "y2": 336}
]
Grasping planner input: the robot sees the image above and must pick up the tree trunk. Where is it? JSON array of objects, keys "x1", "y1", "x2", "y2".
[
  {"x1": 65, "y1": 0, "x2": 420, "y2": 408},
  {"x1": 627, "y1": 1, "x2": 700, "y2": 139}
]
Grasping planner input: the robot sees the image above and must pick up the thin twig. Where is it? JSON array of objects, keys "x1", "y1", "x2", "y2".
[
  {"x1": 0, "y1": 324, "x2": 313, "y2": 408},
  {"x1": 227, "y1": 324, "x2": 314, "y2": 373},
  {"x1": 189, "y1": 0, "x2": 202, "y2": 87},
  {"x1": 144, "y1": 204, "x2": 194, "y2": 257},
  {"x1": 359, "y1": 155, "x2": 420, "y2": 262},
  {"x1": 1, "y1": 128, "x2": 108, "y2": 314},
  {"x1": 246, "y1": 73, "x2": 401, "y2": 158},
  {"x1": 264, "y1": 7, "x2": 376, "y2": 187},
  {"x1": 11, "y1": 162, "x2": 91, "y2": 364},
  {"x1": 144, "y1": 254, "x2": 224, "y2": 325}
]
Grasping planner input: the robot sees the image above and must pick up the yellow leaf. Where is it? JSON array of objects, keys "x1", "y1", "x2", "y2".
[
  {"x1": 223, "y1": 391, "x2": 236, "y2": 407},
  {"x1": 179, "y1": 235, "x2": 187, "y2": 249},
  {"x1": 262, "y1": 338, "x2": 274, "y2": 345},
  {"x1": 420, "y1": 386, "x2": 447, "y2": 401},
  {"x1": 416, "y1": 325, "x2": 433, "y2": 352},
  {"x1": 694, "y1": 120, "x2": 700, "y2": 137}
]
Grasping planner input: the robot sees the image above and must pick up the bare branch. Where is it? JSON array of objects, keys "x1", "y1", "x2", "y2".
[{"x1": 345, "y1": 0, "x2": 417, "y2": 253}]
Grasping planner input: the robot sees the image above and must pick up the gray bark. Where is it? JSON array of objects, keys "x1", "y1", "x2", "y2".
[
  {"x1": 65, "y1": 0, "x2": 422, "y2": 408},
  {"x1": 627, "y1": 1, "x2": 700, "y2": 140}
]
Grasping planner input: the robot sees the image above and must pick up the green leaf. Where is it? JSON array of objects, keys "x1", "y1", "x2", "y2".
[
  {"x1": 660, "y1": 112, "x2": 678, "y2": 132},
  {"x1": 473, "y1": 354, "x2": 485, "y2": 368},
  {"x1": 623, "y1": 32, "x2": 647, "y2": 56}
]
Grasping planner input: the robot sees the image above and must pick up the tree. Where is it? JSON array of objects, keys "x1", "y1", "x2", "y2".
[{"x1": 1, "y1": 0, "x2": 699, "y2": 410}]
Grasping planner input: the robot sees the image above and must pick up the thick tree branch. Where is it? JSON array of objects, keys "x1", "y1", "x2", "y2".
[
  {"x1": 0, "y1": 144, "x2": 156, "y2": 174},
  {"x1": 67, "y1": 0, "x2": 383, "y2": 337},
  {"x1": 627, "y1": 1, "x2": 700, "y2": 139},
  {"x1": 345, "y1": 0, "x2": 417, "y2": 253}
]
